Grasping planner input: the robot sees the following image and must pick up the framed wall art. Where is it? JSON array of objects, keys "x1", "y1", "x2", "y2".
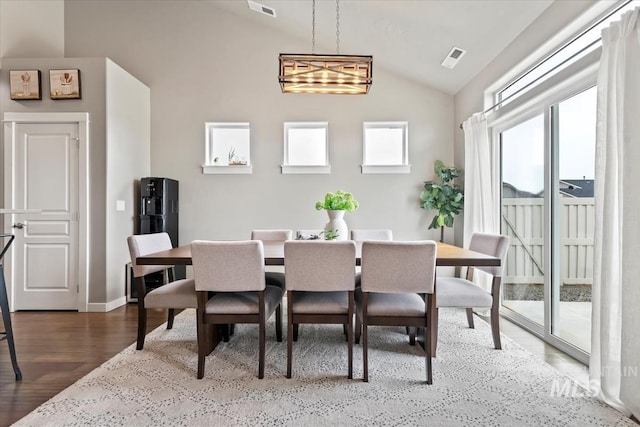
[
  {"x1": 49, "y1": 69, "x2": 81, "y2": 99},
  {"x1": 9, "y1": 70, "x2": 41, "y2": 100}
]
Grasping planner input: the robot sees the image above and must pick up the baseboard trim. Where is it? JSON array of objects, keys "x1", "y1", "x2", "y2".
[{"x1": 87, "y1": 296, "x2": 127, "y2": 312}]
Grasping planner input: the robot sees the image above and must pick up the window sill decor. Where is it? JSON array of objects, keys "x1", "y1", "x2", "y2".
[{"x1": 202, "y1": 164, "x2": 252, "y2": 175}]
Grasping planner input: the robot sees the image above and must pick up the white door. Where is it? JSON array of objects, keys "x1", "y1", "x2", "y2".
[{"x1": 11, "y1": 123, "x2": 79, "y2": 310}]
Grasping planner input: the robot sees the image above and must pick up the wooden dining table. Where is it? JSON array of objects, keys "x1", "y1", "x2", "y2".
[
  {"x1": 136, "y1": 240, "x2": 500, "y2": 357},
  {"x1": 136, "y1": 241, "x2": 501, "y2": 268}
]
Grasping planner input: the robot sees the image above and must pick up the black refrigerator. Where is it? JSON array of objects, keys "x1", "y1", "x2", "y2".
[
  {"x1": 139, "y1": 177, "x2": 179, "y2": 246},
  {"x1": 129, "y1": 177, "x2": 183, "y2": 302}
]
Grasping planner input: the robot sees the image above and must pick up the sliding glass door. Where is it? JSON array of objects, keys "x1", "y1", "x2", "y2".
[
  {"x1": 552, "y1": 86, "x2": 596, "y2": 353},
  {"x1": 498, "y1": 86, "x2": 596, "y2": 361},
  {"x1": 501, "y1": 114, "x2": 546, "y2": 327}
]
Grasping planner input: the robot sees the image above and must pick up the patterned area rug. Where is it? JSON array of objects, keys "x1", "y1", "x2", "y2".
[{"x1": 13, "y1": 308, "x2": 634, "y2": 426}]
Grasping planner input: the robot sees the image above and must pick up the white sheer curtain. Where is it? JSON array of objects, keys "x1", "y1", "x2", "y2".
[
  {"x1": 462, "y1": 112, "x2": 500, "y2": 294},
  {"x1": 462, "y1": 112, "x2": 499, "y2": 247},
  {"x1": 590, "y1": 7, "x2": 640, "y2": 420}
]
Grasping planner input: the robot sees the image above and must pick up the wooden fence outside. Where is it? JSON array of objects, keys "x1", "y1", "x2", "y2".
[{"x1": 501, "y1": 198, "x2": 594, "y2": 289}]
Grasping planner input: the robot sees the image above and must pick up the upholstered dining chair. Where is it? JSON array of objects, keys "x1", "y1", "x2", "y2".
[
  {"x1": 251, "y1": 229, "x2": 292, "y2": 290},
  {"x1": 284, "y1": 240, "x2": 356, "y2": 379},
  {"x1": 350, "y1": 229, "x2": 393, "y2": 241},
  {"x1": 350, "y1": 229, "x2": 393, "y2": 288},
  {"x1": 191, "y1": 240, "x2": 283, "y2": 379},
  {"x1": 127, "y1": 232, "x2": 196, "y2": 350},
  {"x1": 355, "y1": 241, "x2": 437, "y2": 383},
  {"x1": 437, "y1": 232, "x2": 510, "y2": 350}
]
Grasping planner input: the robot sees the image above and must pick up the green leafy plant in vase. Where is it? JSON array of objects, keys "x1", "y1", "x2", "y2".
[
  {"x1": 315, "y1": 190, "x2": 359, "y2": 212},
  {"x1": 420, "y1": 160, "x2": 464, "y2": 242},
  {"x1": 315, "y1": 190, "x2": 359, "y2": 240}
]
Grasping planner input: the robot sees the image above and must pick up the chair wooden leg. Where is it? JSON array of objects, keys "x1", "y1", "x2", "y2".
[
  {"x1": 258, "y1": 321, "x2": 266, "y2": 379},
  {"x1": 229, "y1": 324, "x2": 235, "y2": 336},
  {"x1": 409, "y1": 328, "x2": 416, "y2": 346},
  {"x1": 275, "y1": 305, "x2": 283, "y2": 342},
  {"x1": 354, "y1": 315, "x2": 361, "y2": 344},
  {"x1": 466, "y1": 308, "x2": 475, "y2": 329},
  {"x1": 136, "y1": 304, "x2": 147, "y2": 350},
  {"x1": 135, "y1": 277, "x2": 147, "y2": 350},
  {"x1": 197, "y1": 313, "x2": 207, "y2": 379},
  {"x1": 425, "y1": 321, "x2": 433, "y2": 385},
  {"x1": 293, "y1": 323, "x2": 299, "y2": 341},
  {"x1": 491, "y1": 307, "x2": 502, "y2": 349},
  {"x1": 362, "y1": 293, "x2": 369, "y2": 382},
  {"x1": 430, "y1": 307, "x2": 439, "y2": 357},
  {"x1": 425, "y1": 293, "x2": 435, "y2": 384},
  {"x1": 222, "y1": 325, "x2": 230, "y2": 342},
  {"x1": 490, "y1": 277, "x2": 502, "y2": 350},
  {"x1": 257, "y1": 291, "x2": 266, "y2": 379},
  {"x1": 347, "y1": 292, "x2": 354, "y2": 379},
  {"x1": 287, "y1": 322, "x2": 293, "y2": 378},
  {"x1": 287, "y1": 291, "x2": 293, "y2": 378},
  {"x1": 206, "y1": 324, "x2": 215, "y2": 353},
  {"x1": 167, "y1": 308, "x2": 175, "y2": 329},
  {"x1": 347, "y1": 321, "x2": 353, "y2": 379},
  {"x1": 362, "y1": 322, "x2": 369, "y2": 382}
]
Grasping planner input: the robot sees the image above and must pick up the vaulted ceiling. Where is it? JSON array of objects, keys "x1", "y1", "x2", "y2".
[{"x1": 210, "y1": 0, "x2": 555, "y2": 95}]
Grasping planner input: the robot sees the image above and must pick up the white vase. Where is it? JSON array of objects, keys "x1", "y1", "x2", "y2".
[{"x1": 325, "y1": 210, "x2": 348, "y2": 240}]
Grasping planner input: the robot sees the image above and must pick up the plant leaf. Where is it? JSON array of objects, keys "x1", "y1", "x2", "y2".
[{"x1": 419, "y1": 160, "x2": 464, "y2": 229}]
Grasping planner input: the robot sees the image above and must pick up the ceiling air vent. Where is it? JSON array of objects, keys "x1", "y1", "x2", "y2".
[
  {"x1": 247, "y1": 0, "x2": 276, "y2": 18},
  {"x1": 441, "y1": 47, "x2": 466, "y2": 69}
]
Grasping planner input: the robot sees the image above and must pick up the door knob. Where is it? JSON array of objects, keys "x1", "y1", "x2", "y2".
[{"x1": 12, "y1": 222, "x2": 26, "y2": 229}]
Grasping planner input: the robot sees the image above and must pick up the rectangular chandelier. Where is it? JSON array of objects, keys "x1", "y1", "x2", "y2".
[{"x1": 278, "y1": 54, "x2": 373, "y2": 95}]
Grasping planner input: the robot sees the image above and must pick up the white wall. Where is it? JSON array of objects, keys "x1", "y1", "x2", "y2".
[
  {"x1": 64, "y1": 0, "x2": 454, "y2": 245},
  {"x1": 0, "y1": 0, "x2": 64, "y2": 60},
  {"x1": 105, "y1": 58, "x2": 150, "y2": 304},
  {"x1": 0, "y1": 0, "x2": 65, "y2": 263}
]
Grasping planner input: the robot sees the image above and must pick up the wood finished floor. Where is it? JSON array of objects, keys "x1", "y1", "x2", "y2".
[
  {"x1": 1, "y1": 305, "x2": 588, "y2": 427},
  {"x1": 0, "y1": 305, "x2": 169, "y2": 427}
]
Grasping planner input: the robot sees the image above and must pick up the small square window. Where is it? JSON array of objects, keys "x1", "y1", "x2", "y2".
[
  {"x1": 362, "y1": 121, "x2": 410, "y2": 174},
  {"x1": 202, "y1": 122, "x2": 251, "y2": 174},
  {"x1": 282, "y1": 122, "x2": 330, "y2": 174}
]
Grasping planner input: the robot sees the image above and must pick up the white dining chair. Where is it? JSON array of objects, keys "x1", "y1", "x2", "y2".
[
  {"x1": 437, "y1": 232, "x2": 510, "y2": 349},
  {"x1": 251, "y1": 229, "x2": 292, "y2": 290},
  {"x1": 127, "y1": 232, "x2": 197, "y2": 350},
  {"x1": 355, "y1": 240, "x2": 437, "y2": 383},
  {"x1": 350, "y1": 229, "x2": 393, "y2": 241},
  {"x1": 350, "y1": 229, "x2": 393, "y2": 288},
  {"x1": 191, "y1": 240, "x2": 283, "y2": 379},
  {"x1": 284, "y1": 240, "x2": 356, "y2": 379}
]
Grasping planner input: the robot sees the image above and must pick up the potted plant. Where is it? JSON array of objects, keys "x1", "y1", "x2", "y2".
[
  {"x1": 315, "y1": 190, "x2": 359, "y2": 240},
  {"x1": 420, "y1": 160, "x2": 464, "y2": 242},
  {"x1": 320, "y1": 228, "x2": 340, "y2": 240},
  {"x1": 315, "y1": 190, "x2": 359, "y2": 212}
]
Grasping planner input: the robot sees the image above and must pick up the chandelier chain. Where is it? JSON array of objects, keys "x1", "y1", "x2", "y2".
[
  {"x1": 312, "y1": 0, "x2": 316, "y2": 53},
  {"x1": 336, "y1": 0, "x2": 340, "y2": 54}
]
